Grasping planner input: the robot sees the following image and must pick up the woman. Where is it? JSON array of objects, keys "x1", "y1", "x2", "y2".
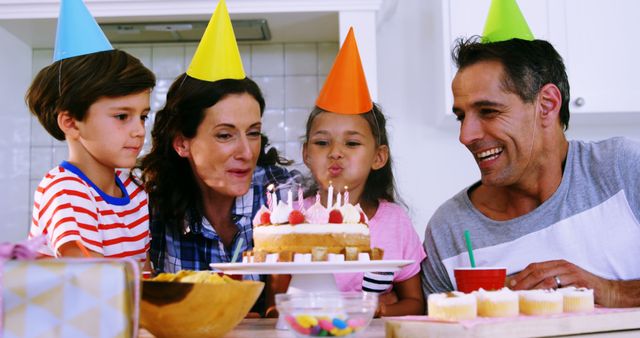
[{"x1": 140, "y1": 75, "x2": 293, "y2": 274}]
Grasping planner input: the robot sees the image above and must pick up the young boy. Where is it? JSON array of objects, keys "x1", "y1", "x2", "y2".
[{"x1": 26, "y1": 0, "x2": 155, "y2": 261}]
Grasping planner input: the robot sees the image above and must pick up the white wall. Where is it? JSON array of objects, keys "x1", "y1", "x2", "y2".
[
  {"x1": 1, "y1": 0, "x2": 639, "y2": 243},
  {"x1": 376, "y1": 0, "x2": 476, "y2": 240},
  {"x1": 376, "y1": 0, "x2": 640, "y2": 240},
  {"x1": 0, "y1": 26, "x2": 32, "y2": 241}
]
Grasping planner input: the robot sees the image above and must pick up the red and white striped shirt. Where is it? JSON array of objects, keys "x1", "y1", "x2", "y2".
[{"x1": 29, "y1": 161, "x2": 149, "y2": 261}]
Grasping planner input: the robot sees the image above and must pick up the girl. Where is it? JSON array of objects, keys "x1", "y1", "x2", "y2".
[{"x1": 302, "y1": 103, "x2": 426, "y2": 316}]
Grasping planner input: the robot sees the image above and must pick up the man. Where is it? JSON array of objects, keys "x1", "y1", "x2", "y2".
[{"x1": 421, "y1": 5, "x2": 640, "y2": 308}]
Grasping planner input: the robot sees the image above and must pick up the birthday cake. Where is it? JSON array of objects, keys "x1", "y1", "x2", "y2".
[{"x1": 248, "y1": 187, "x2": 378, "y2": 262}]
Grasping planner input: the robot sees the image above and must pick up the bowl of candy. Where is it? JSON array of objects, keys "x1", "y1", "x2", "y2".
[
  {"x1": 140, "y1": 270, "x2": 263, "y2": 338},
  {"x1": 276, "y1": 292, "x2": 378, "y2": 337}
]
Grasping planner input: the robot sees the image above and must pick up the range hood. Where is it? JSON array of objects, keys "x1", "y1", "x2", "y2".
[{"x1": 100, "y1": 19, "x2": 271, "y2": 44}]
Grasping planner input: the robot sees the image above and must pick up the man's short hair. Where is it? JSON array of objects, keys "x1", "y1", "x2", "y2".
[{"x1": 453, "y1": 37, "x2": 571, "y2": 130}]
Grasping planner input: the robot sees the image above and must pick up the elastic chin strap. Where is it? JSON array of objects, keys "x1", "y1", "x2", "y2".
[
  {"x1": 527, "y1": 107, "x2": 538, "y2": 167},
  {"x1": 58, "y1": 60, "x2": 63, "y2": 96}
]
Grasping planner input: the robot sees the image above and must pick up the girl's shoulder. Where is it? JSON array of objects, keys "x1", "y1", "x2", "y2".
[
  {"x1": 376, "y1": 200, "x2": 408, "y2": 215},
  {"x1": 372, "y1": 200, "x2": 411, "y2": 224}
]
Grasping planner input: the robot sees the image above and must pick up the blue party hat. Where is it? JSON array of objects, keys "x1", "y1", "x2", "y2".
[{"x1": 53, "y1": 0, "x2": 113, "y2": 61}]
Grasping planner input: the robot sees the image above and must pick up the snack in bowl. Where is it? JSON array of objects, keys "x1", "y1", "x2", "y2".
[
  {"x1": 276, "y1": 292, "x2": 377, "y2": 337},
  {"x1": 140, "y1": 270, "x2": 264, "y2": 338}
]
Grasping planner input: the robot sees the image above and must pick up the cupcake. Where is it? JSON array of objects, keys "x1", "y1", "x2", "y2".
[
  {"x1": 518, "y1": 289, "x2": 563, "y2": 315},
  {"x1": 558, "y1": 287, "x2": 595, "y2": 313},
  {"x1": 474, "y1": 288, "x2": 519, "y2": 317},
  {"x1": 428, "y1": 291, "x2": 477, "y2": 321}
]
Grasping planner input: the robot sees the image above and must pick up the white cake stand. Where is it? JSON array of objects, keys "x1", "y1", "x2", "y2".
[{"x1": 210, "y1": 260, "x2": 413, "y2": 329}]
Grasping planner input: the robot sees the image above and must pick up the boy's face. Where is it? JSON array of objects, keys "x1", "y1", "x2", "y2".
[
  {"x1": 174, "y1": 92, "x2": 262, "y2": 198},
  {"x1": 75, "y1": 91, "x2": 150, "y2": 170},
  {"x1": 303, "y1": 112, "x2": 387, "y2": 204}
]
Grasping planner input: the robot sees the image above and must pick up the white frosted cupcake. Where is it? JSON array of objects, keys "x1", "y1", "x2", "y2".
[
  {"x1": 558, "y1": 287, "x2": 595, "y2": 313},
  {"x1": 428, "y1": 291, "x2": 477, "y2": 321},
  {"x1": 474, "y1": 288, "x2": 519, "y2": 318},
  {"x1": 518, "y1": 289, "x2": 563, "y2": 315}
]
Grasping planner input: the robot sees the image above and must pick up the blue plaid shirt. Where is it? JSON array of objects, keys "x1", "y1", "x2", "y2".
[{"x1": 149, "y1": 165, "x2": 293, "y2": 277}]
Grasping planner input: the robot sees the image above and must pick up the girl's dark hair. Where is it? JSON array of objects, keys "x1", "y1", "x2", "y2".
[
  {"x1": 304, "y1": 103, "x2": 397, "y2": 205},
  {"x1": 140, "y1": 74, "x2": 289, "y2": 224},
  {"x1": 25, "y1": 49, "x2": 156, "y2": 140}
]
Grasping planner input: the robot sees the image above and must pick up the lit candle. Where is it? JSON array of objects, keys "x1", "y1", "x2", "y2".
[
  {"x1": 336, "y1": 192, "x2": 342, "y2": 208},
  {"x1": 272, "y1": 189, "x2": 278, "y2": 208},
  {"x1": 298, "y1": 186, "x2": 304, "y2": 210},
  {"x1": 344, "y1": 186, "x2": 349, "y2": 205},
  {"x1": 315, "y1": 192, "x2": 320, "y2": 204},
  {"x1": 287, "y1": 189, "x2": 293, "y2": 207},
  {"x1": 327, "y1": 182, "x2": 333, "y2": 209},
  {"x1": 266, "y1": 184, "x2": 274, "y2": 210}
]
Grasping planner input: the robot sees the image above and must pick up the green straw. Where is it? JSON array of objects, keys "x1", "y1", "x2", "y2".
[
  {"x1": 231, "y1": 237, "x2": 244, "y2": 263},
  {"x1": 464, "y1": 230, "x2": 476, "y2": 268}
]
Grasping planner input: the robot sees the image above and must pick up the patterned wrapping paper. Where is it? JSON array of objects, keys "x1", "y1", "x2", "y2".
[{"x1": 2, "y1": 258, "x2": 140, "y2": 338}]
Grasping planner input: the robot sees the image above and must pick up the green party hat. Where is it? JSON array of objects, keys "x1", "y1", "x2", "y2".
[{"x1": 482, "y1": 0, "x2": 534, "y2": 43}]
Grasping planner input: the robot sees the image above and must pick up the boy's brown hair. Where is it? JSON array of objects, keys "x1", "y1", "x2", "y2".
[{"x1": 26, "y1": 49, "x2": 156, "y2": 140}]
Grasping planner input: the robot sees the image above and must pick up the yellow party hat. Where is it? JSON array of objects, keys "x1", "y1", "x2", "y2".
[
  {"x1": 316, "y1": 27, "x2": 373, "y2": 115},
  {"x1": 186, "y1": 0, "x2": 245, "y2": 81},
  {"x1": 482, "y1": 0, "x2": 534, "y2": 43}
]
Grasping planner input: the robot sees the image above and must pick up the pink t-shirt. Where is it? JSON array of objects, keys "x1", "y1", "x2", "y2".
[{"x1": 303, "y1": 198, "x2": 426, "y2": 292}]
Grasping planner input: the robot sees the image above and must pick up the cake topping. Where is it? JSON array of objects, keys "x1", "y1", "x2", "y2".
[
  {"x1": 305, "y1": 199, "x2": 329, "y2": 224},
  {"x1": 271, "y1": 200, "x2": 293, "y2": 224},
  {"x1": 266, "y1": 184, "x2": 275, "y2": 211},
  {"x1": 328, "y1": 209, "x2": 344, "y2": 223},
  {"x1": 340, "y1": 203, "x2": 360, "y2": 223},
  {"x1": 356, "y1": 203, "x2": 368, "y2": 222},
  {"x1": 253, "y1": 205, "x2": 271, "y2": 226},
  {"x1": 288, "y1": 210, "x2": 305, "y2": 225}
]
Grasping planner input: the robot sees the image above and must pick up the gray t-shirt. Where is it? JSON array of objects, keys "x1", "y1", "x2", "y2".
[{"x1": 421, "y1": 137, "x2": 640, "y2": 297}]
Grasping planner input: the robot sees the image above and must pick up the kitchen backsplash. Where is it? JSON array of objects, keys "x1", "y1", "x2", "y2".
[{"x1": 28, "y1": 41, "x2": 338, "y2": 214}]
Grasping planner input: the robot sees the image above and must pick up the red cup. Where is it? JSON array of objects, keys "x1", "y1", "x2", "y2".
[{"x1": 454, "y1": 267, "x2": 506, "y2": 293}]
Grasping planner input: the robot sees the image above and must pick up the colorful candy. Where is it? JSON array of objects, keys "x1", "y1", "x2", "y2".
[{"x1": 289, "y1": 315, "x2": 368, "y2": 336}]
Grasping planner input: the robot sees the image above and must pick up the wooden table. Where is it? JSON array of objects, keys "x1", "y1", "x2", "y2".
[
  {"x1": 140, "y1": 317, "x2": 640, "y2": 337},
  {"x1": 139, "y1": 318, "x2": 385, "y2": 337}
]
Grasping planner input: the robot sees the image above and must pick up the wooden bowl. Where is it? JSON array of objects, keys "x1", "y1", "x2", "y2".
[{"x1": 140, "y1": 280, "x2": 264, "y2": 338}]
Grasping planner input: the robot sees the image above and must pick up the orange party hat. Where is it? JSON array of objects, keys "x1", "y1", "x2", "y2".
[{"x1": 316, "y1": 27, "x2": 373, "y2": 114}]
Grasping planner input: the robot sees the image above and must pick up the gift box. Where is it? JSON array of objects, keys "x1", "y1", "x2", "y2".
[{"x1": 2, "y1": 258, "x2": 140, "y2": 338}]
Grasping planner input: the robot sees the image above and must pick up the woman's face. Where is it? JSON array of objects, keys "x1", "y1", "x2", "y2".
[{"x1": 174, "y1": 92, "x2": 262, "y2": 198}]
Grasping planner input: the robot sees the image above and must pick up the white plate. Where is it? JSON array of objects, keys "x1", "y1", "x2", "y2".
[{"x1": 210, "y1": 260, "x2": 413, "y2": 275}]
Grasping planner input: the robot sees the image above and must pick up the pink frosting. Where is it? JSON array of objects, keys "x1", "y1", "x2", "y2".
[
  {"x1": 304, "y1": 200, "x2": 329, "y2": 224},
  {"x1": 252, "y1": 205, "x2": 270, "y2": 226}
]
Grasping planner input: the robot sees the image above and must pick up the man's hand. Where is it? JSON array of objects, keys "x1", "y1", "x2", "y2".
[{"x1": 508, "y1": 260, "x2": 617, "y2": 306}]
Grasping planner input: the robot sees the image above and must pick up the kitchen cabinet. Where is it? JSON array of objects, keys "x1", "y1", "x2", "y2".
[
  {"x1": 442, "y1": 0, "x2": 640, "y2": 121},
  {"x1": 558, "y1": 0, "x2": 640, "y2": 114}
]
